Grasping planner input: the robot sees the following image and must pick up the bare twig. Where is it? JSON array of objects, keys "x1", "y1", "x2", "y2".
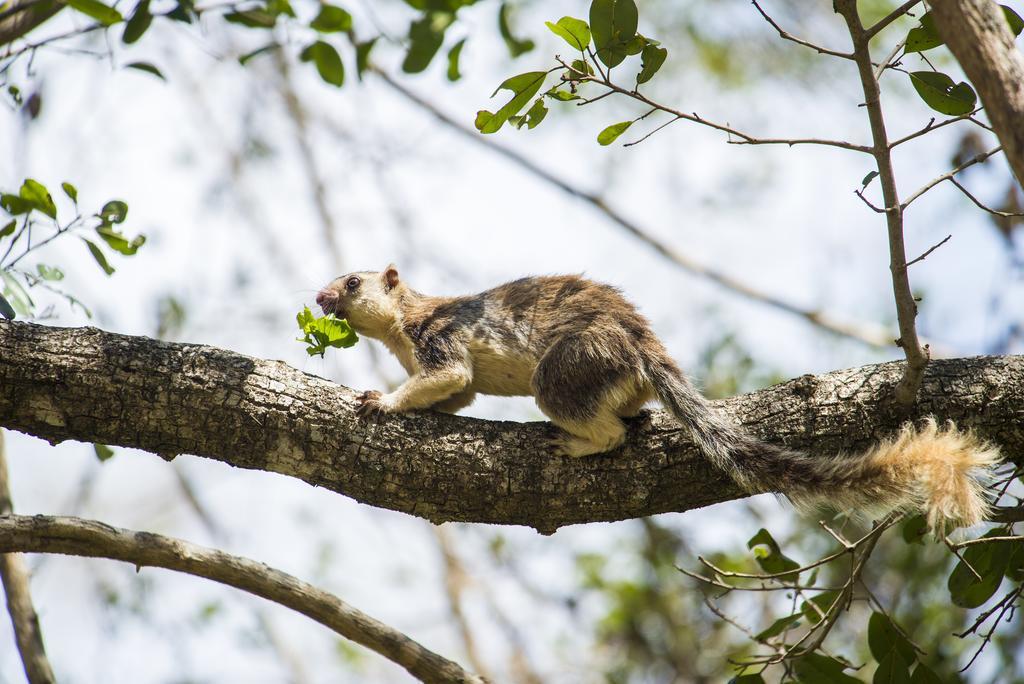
[
  {"x1": 889, "y1": 110, "x2": 982, "y2": 148},
  {"x1": 952, "y1": 534, "x2": 1024, "y2": 549},
  {"x1": 372, "y1": 68, "x2": 897, "y2": 349},
  {"x1": 750, "y1": 0, "x2": 853, "y2": 59},
  {"x1": 0, "y1": 431, "x2": 56, "y2": 684},
  {"x1": 906, "y1": 234, "x2": 952, "y2": 267},
  {"x1": 901, "y1": 146, "x2": 1004, "y2": 209},
  {"x1": 948, "y1": 177, "x2": 1024, "y2": 218},
  {"x1": 864, "y1": 0, "x2": 922, "y2": 40},
  {"x1": 0, "y1": 514, "x2": 484, "y2": 684}
]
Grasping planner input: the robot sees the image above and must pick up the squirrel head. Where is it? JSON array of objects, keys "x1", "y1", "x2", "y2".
[{"x1": 316, "y1": 264, "x2": 404, "y2": 336}]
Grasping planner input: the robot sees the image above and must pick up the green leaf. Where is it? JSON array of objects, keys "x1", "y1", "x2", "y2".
[
  {"x1": 100, "y1": 200, "x2": 128, "y2": 223},
  {"x1": 296, "y1": 305, "x2": 358, "y2": 356},
  {"x1": 122, "y1": 0, "x2": 152, "y2": 43},
  {"x1": 900, "y1": 513, "x2": 927, "y2": 544},
  {"x1": 36, "y1": 264, "x2": 64, "y2": 281},
  {"x1": 238, "y1": 43, "x2": 279, "y2": 65},
  {"x1": 94, "y1": 444, "x2": 115, "y2": 462},
  {"x1": 355, "y1": 38, "x2": 377, "y2": 79},
  {"x1": 1004, "y1": 5, "x2": 1024, "y2": 36},
  {"x1": 0, "y1": 293, "x2": 15, "y2": 320},
  {"x1": 300, "y1": 41, "x2": 345, "y2": 87},
  {"x1": 265, "y1": 0, "x2": 294, "y2": 17},
  {"x1": 19, "y1": 179, "x2": 57, "y2": 219},
  {"x1": 948, "y1": 531, "x2": 1009, "y2": 608},
  {"x1": 868, "y1": 612, "x2": 916, "y2": 664},
  {"x1": 66, "y1": 0, "x2": 123, "y2": 25},
  {"x1": 546, "y1": 88, "x2": 579, "y2": 102},
  {"x1": 905, "y1": 12, "x2": 941, "y2": 53},
  {"x1": 498, "y1": 2, "x2": 534, "y2": 58},
  {"x1": 909, "y1": 663, "x2": 944, "y2": 684},
  {"x1": 910, "y1": 71, "x2": 977, "y2": 116},
  {"x1": 874, "y1": 649, "x2": 912, "y2": 684},
  {"x1": 82, "y1": 238, "x2": 115, "y2": 275},
  {"x1": 0, "y1": 270, "x2": 33, "y2": 315},
  {"x1": 729, "y1": 675, "x2": 765, "y2": 684},
  {"x1": 793, "y1": 654, "x2": 862, "y2": 684},
  {"x1": 545, "y1": 16, "x2": 590, "y2": 51},
  {"x1": 475, "y1": 71, "x2": 548, "y2": 134},
  {"x1": 754, "y1": 613, "x2": 801, "y2": 641},
  {"x1": 166, "y1": 0, "x2": 195, "y2": 23},
  {"x1": 0, "y1": 220, "x2": 15, "y2": 238},
  {"x1": 746, "y1": 528, "x2": 801, "y2": 582},
  {"x1": 224, "y1": 9, "x2": 277, "y2": 28},
  {"x1": 125, "y1": 61, "x2": 166, "y2": 80},
  {"x1": 402, "y1": 11, "x2": 454, "y2": 74},
  {"x1": 636, "y1": 44, "x2": 667, "y2": 84},
  {"x1": 97, "y1": 224, "x2": 145, "y2": 255},
  {"x1": 61, "y1": 182, "x2": 78, "y2": 203},
  {"x1": 446, "y1": 38, "x2": 466, "y2": 81},
  {"x1": 624, "y1": 33, "x2": 646, "y2": 55},
  {"x1": 800, "y1": 590, "x2": 840, "y2": 625},
  {"x1": 310, "y1": 4, "x2": 352, "y2": 33},
  {"x1": 590, "y1": 0, "x2": 638, "y2": 68},
  {"x1": 0, "y1": 194, "x2": 32, "y2": 215},
  {"x1": 597, "y1": 120, "x2": 632, "y2": 145},
  {"x1": 862, "y1": 170, "x2": 880, "y2": 190}
]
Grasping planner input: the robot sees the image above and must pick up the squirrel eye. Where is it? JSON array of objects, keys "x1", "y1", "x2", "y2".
[{"x1": 346, "y1": 276, "x2": 361, "y2": 290}]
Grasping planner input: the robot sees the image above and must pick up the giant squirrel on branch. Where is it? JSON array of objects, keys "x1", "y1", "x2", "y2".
[{"x1": 316, "y1": 265, "x2": 999, "y2": 530}]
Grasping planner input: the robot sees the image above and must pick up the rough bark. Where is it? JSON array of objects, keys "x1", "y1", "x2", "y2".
[
  {"x1": 1, "y1": 321, "x2": 1022, "y2": 533},
  {"x1": 0, "y1": 514, "x2": 484, "y2": 684},
  {"x1": 0, "y1": 431, "x2": 56, "y2": 684},
  {"x1": 929, "y1": 0, "x2": 1024, "y2": 188}
]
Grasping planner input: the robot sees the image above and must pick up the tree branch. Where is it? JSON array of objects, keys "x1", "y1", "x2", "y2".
[
  {"x1": 0, "y1": 0, "x2": 62, "y2": 48},
  {"x1": 0, "y1": 513, "x2": 484, "y2": 684},
  {"x1": 1, "y1": 321, "x2": 1022, "y2": 532},
  {"x1": 928, "y1": 0, "x2": 1024, "y2": 189},
  {"x1": 0, "y1": 431, "x2": 55, "y2": 684}
]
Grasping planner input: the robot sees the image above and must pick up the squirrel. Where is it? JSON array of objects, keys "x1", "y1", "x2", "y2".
[{"x1": 315, "y1": 265, "x2": 1000, "y2": 530}]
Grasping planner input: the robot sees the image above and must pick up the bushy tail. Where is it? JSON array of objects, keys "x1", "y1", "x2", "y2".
[{"x1": 644, "y1": 357, "x2": 1000, "y2": 530}]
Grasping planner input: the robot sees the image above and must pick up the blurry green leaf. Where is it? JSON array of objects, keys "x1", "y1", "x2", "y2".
[
  {"x1": 800, "y1": 590, "x2": 839, "y2": 625},
  {"x1": 475, "y1": 71, "x2": 547, "y2": 134},
  {"x1": 547, "y1": 88, "x2": 579, "y2": 102},
  {"x1": 0, "y1": 220, "x2": 15, "y2": 238},
  {"x1": 94, "y1": 443, "x2": 115, "y2": 462},
  {"x1": 36, "y1": 264, "x2": 64, "y2": 281},
  {"x1": 122, "y1": 0, "x2": 152, "y2": 43},
  {"x1": 355, "y1": 38, "x2": 377, "y2": 79},
  {"x1": 296, "y1": 305, "x2": 358, "y2": 356},
  {"x1": 570, "y1": 59, "x2": 594, "y2": 77},
  {"x1": 402, "y1": 11, "x2": 454, "y2": 74},
  {"x1": 746, "y1": 528, "x2": 801, "y2": 582},
  {"x1": 446, "y1": 38, "x2": 466, "y2": 81},
  {"x1": 522, "y1": 98, "x2": 547, "y2": 129},
  {"x1": 910, "y1": 71, "x2": 977, "y2": 116},
  {"x1": 66, "y1": 0, "x2": 123, "y2": 25},
  {"x1": 590, "y1": 0, "x2": 637, "y2": 68},
  {"x1": 82, "y1": 238, "x2": 115, "y2": 275},
  {"x1": 20, "y1": 179, "x2": 57, "y2": 219},
  {"x1": 300, "y1": 41, "x2": 345, "y2": 87},
  {"x1": 636, "y1": 44, "x2": 667, "y2": 84},
  {"x1": 100, "y1": 200, "x2": 128, "y2": 223},
  {"x1": 224, "y1": 9, "x2": 277, "y2": 27},
  {"x1": 97, "y1": 224, "x2": 145, "y2": 255},
  {"x1": 730, "y1": 675, "x2": 765, "y2": 684},
  {"x1": 545, "y1": 16, "x2": 590, "y2": 51},
  {"x1": 1003, "y1": 5, "x2": 1024, "y2": 36},
  {"x1": 909, "y1": 663, "x2": 944, "y2": 684},
  {"x1": 310, "y1": 4, "x2": 352, "y2": 33},
  {"x1": 265, "y1": 0, "x2": 294, "y2": 17},
  {"x1": 1, "y1": 195, "x2": 32, "y2": 215},
  {"x1": 868, "y1": 612, "x2": 916, "y2": 664},
  {"x1": 238, "y1": 43, "x2": 279, "y2": 65},
  {"x1": 862, "y1": 170, "x2": 880, "y2": 190},
  {"x1": 793, "y1": 653, "x2": 862, "y2": 684},
  {"x1": 166, "y1": 0, "x2": 195, "y2": 23},
  {"x1": 498, "y1": 2, "x2": 534, "y2": 58},
  {"x1": 7, "y1": 86, "x2": 22, "y2": 106},
  {"x1": 874, "y1": 649, "x2": 911, "y2": 684},
  {"x1": 753, "y1": 613, "x2": 801, "y2": 641},
  {"x1": 0, "y1": 293, "x2": 14, "y2": 320},
  {"x1": 61, "y1": 182, "x2": 78, "y2": 203},
  {"x1": 948, "y1": 531, "x2": 1008, "y2": 608},
  {"x1": 905, "y1": 12, "x2": 941, "y2": 53},
  {"x1": 0, "y1": 270, "x2": 32, "y2": 315},
  {"x1": 125, "y1": 61, "x2": 166, "y2": 80},
  {"x1": 597, "y1": 120, "x2": 632, "y2": 145}
]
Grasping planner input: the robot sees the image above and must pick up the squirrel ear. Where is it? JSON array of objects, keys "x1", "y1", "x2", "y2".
[{"x1": 383, "y1": 264, "x2": 400, "y2": 291}]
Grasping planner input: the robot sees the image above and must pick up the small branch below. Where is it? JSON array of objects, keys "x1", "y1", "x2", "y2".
[{"x1": 906, "y1": 234, "x2": 952, "y2": 267}]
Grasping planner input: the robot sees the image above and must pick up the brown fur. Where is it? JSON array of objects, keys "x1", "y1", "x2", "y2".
[{"x1": 315, "y1": 267, "x2": 1001, "y2": 529}]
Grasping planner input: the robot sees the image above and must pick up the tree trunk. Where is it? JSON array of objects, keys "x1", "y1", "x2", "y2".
[
  {"x1": 0, "y1": 321, "x2": 1021, "y2": 533},
  {"x1": 929, "y1": 0, "x2": 1024, "y2": 188}
]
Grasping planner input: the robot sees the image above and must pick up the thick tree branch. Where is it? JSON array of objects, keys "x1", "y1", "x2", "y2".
[
  {"x1": 0, "y1": 431, "x2": 55, "y2": 684},
  {"x1": 1, "y1": 321, "x2": 1022, "y2": 532},
  {"x1": 928, "y1": 0, "x2": 1024, "y2": 189},
  {"x1": 0, "y1": 514, "x2": 484, "y2": 684}
]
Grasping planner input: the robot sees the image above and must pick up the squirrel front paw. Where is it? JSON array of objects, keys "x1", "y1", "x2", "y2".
[{"x1": 355, "y1": 390, "x2": 387, "y2": 419}]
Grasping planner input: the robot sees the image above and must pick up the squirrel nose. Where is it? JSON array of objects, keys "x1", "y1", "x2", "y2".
[{"x1": 315, "y1": 290, "x2": 337, "y2": 308}]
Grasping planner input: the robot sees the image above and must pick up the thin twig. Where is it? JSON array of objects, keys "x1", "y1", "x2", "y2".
[
  {"x1": 948, "y1": 177, "x2": 1024, "y2": 218},
  {"x1": 864, "y1": 0, "x2": 923, "y2": 40},
  {"x1": 750, "y1": 0, "x2": 853, "y2": 59},
  {"x1": 953, "y1": 534, "x2": 1024, "y2": 549},
  {"x1": 906, "y1": 234, "x2": 951, "y2": 267},
  {"x1": 901, "y1": 146, "x2": 1004, "y2": 209},
  {"x1": 889, "y1": 110, "x2": 981, "y2": 148}
]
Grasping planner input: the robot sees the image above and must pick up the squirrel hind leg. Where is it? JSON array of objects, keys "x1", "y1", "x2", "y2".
[{"x1": 546, "y1": 410, "x2": 627, "y2": 458}]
